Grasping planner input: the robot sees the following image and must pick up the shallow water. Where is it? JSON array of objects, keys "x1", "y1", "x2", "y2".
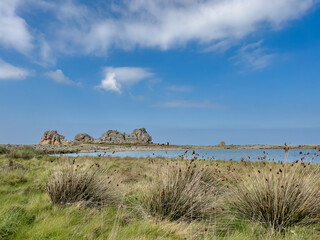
[{"x1": 62, "y1": 148, "x2": 320, "y2": 163}]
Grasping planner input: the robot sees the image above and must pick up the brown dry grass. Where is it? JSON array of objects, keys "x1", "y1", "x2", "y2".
[
  {"x1": 228, "y1": 158, "x2": 320, "y2": 232},
  {"x1": 46, "y1": 161, "x2": 120, "y2": 207},
  {"x1": 138, "y1": 159, "x2": 223, "y2": 222}
]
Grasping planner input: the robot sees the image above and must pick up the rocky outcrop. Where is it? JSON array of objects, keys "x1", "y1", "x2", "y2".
[
  {"x1": 74, "y1": 133, "x2": 94, "y2": 144},
  {"x1": 132, "y1": 128, "x2": 152, "y2": 144},
  {"x1": 39, "y1": 131, "x2": 69, "y2": 145},
  {"x1": 94, "y1": 130, "x2": 125, "y2": 144},
  {"x1": 39, "y1": 128, "x2": 152, "y2": 145},
  {"x1": 94, "y1": 128, "x2": 152, "y2": 144}
]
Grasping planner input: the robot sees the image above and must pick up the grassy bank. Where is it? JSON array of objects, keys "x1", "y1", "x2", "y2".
[{"x1": 1, "y1": 146, "x2": 320, "y2": 239}]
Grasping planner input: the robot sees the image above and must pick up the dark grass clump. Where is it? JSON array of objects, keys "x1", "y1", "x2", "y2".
[
  {"x1": 229, "y1": 160, "x2": 320, "y2": 232},
  {"x1": 0, "y1": 146, "x2": 9, "y2": 155},
  {"x1": 6, "y1": 146, "x2": 38, "y2": 160},
  {"x1": 139, "y1": 160, "x2": 221, "y2": 222},
  {"x1": 4, "y1": 160, "x2": 26, "y2": 171},
  {"x1": 46, "y1": 162, "x2": 120, "y2": 207},
  {"x1": 0, "y1": 206, "x2": 35, "y2": 239}
]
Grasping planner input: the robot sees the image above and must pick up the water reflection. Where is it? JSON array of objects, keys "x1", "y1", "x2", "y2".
[{"x1": 63, "y1": 148, "x2": 320, "y2": 163}]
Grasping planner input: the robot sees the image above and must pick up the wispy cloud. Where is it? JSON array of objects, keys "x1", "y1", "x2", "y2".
[
  {"x1": 97, "y1": 67, "x2": 154, "y2": 93},
  {"x1": 45, "y1": 69, "x2": 77, "y2": 85},
  {"x1": 0, "y1": 0, "x2": 33, "y2": 54},
  {"x1": 157, "y1": 100, "x2": 224, "y2": 109},
  {"x1": 31, "y1": 0, "x2": 317, "y2": 55},
  {"x1": 38, "y1": 36, "x2": 55, "y2": 66},
  {"x1": 0, "y1": 0, "x2": 316, "y2": 62},
  {"x1": 168, "y1": 85, "x2": 192, "y2": 92},
  {"x1": 0, "y1": 59, "x2": 29, "y2": 80},
  {"x1": 232, "y1": 41, "x2": 276, "y2": 70},
  {"x1": 201, "y1": 40, "x2": 235, "y2": 53}
]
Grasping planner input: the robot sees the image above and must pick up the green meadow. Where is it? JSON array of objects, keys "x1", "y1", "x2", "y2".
[{"x1": 1, "y1": 146, "x2": 320, "y2": 240}]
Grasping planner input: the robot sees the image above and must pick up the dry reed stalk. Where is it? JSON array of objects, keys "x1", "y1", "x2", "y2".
[
  {"x1": 138, "y1": 160, "x2": 222, "y2": 222},
  {"x1": 228, "y1": 158, "x2": 320, "y2": 232},
  {"x1": 47, "y1": 162, "x2": 120, "y2": 207}
]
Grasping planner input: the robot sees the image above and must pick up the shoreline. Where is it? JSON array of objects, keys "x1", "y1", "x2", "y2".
[{"x1": 1, "y1": 143, "x2": 319, "y2": 154}]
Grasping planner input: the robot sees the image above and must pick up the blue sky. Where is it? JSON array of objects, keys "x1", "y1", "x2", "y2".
[{"x1": 0, "y1": 0, "x2": 320, "y2": 145}]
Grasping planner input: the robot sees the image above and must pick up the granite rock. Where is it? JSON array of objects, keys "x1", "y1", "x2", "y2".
[
  {"x1": 132, "y1": 128, "x2": 152, "y2": 144},
  {"x1": 74, "y1": 133, "x2": 94, "y2": 144},
  {"x1": 39, "y1": 130, "x2": 69, "y2": 145},
  {"x1": 95, "y1": 130, "x2": 125, "y2": 144}
]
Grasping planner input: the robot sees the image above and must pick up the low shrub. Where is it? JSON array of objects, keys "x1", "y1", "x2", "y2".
[
  {"x1": 6, "y1": 146, "x2": 38, "y2": 160},
  {"x1": 139, "y1": 160, "x2": 221, "y2": 222},
  {"x1": 229, "y1": 161, "x2": 320, "y2": 232},
  {"x1": 46, "y1": 162, "x2": 119, "y2": 207},
  {"x1": 0, "y1": 146, "x2": 9, "y2": 155},
  {"x1": 0, "y1": 206, "x2": 35, "y2": 239}
]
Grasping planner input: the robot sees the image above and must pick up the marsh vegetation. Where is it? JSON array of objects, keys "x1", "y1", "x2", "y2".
[{"x1": 1, "y1": 146, "x2": 320, "y2": 239}]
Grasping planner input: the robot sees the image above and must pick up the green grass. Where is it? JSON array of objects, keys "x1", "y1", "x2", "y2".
[
  {"x1": 1, "y1": 151, "x2": 320, "y2": 239},
  {"x1": 0, "y1": 206, "x2": 35, "y2": 239},
  {"x1": 3, "y1": 146, "x2": 39, "y2": 160}
]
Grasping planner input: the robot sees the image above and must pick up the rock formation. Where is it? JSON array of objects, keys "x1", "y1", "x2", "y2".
[
  {"x1": 94, "y1": 130, "x2": 125, "y2": 144},
  {"x1": 132, "y1": 128, "x2": 152, "y2": 144},
  {"x1": 39, "y1": 128, "x2": 152, "y2": 145},
  {"x1": 74, "y1": 133, "x2": 94, "y2": 144},
  {"x1": 39, "y1": 131, "x2": 69, "y2": 145},
  {"x1": 94, "y1": 128, "x2": 152, "y2": 144}
]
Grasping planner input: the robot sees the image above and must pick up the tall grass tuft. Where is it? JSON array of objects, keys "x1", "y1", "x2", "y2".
[
  {"x1": 229, "y1": 160, "x2": 320, "y2": 232},
  {"x1": 139, "y1": 160, "x2": 221, "y2": 222},
  {"x1": 46, "y1": 162, "x2": 119, "y2": 207}
]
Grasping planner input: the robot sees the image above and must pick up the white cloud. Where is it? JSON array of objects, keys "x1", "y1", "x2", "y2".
[
  {"x1": 97, "y1": 67, "x2": 154, "y2": 93},
  {"x1": 53, "y1": 0, "x2": 316, "y2": 54},
  {"x1": 158, "y1": 100, "x2": 223, "y2": 109},
  {"x1": 232, "y1": 41, "x2": 276, "y2": 70},
  {"x1": 202, "y1": 40, "x2": 235, "y2": 53},
  {"x1": 38, "y1": 37, "x2": 55, "y2": 66},
  {"x1": 46, "y1": 69, "x2": 76, "y2": 85},
  {"x1": 98, "y1": 71, "x2": 121, "y2": 93},
  {"x1": 1, "y1": 0, "x2": 316, "y2": 58},
  {"x1": 0, "y1": 58, "x2": 29, "y2": 80},
  {"x1": 0, "y1": 0, "x2": 33, "y2": 53}
]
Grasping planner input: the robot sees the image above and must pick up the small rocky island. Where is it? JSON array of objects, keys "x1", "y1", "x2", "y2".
[{"x1": 39, "y1": 128, "x2": 152, "y2": 145}]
